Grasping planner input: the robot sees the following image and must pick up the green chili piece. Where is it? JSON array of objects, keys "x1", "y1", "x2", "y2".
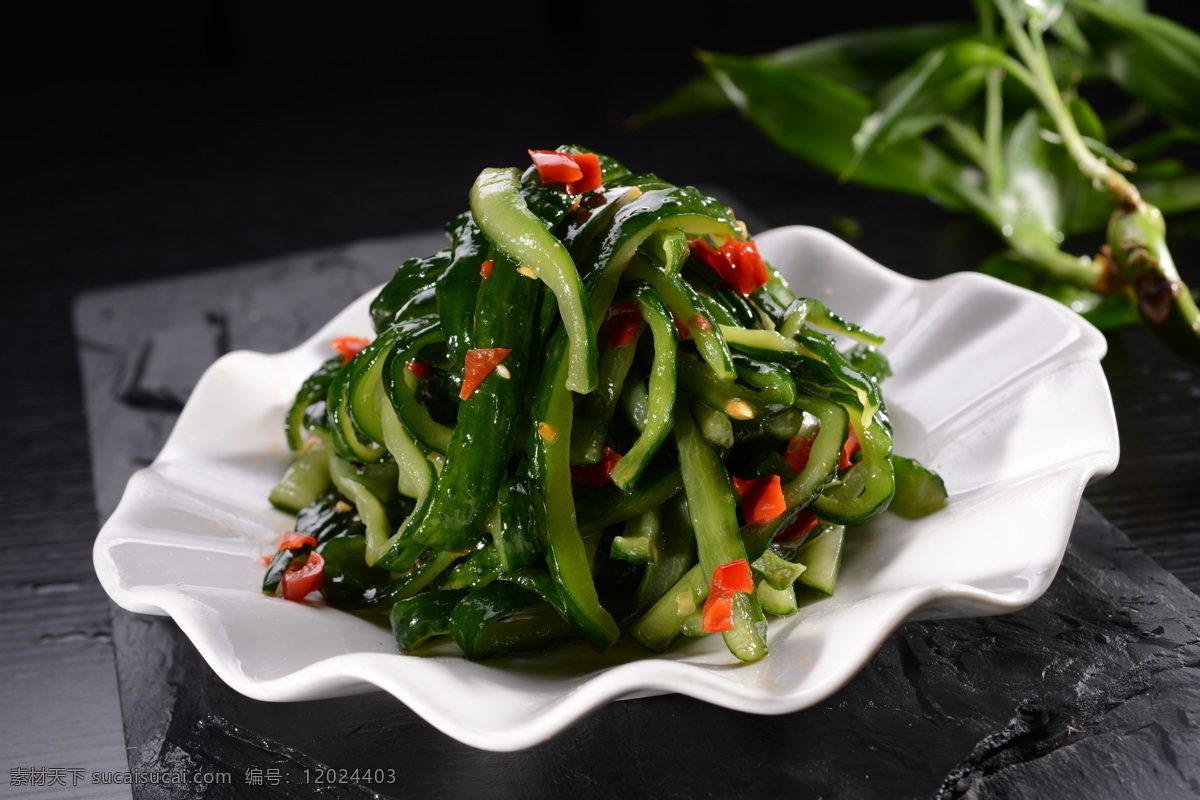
[
  {"x1": 624, "y1": 253, "x2": 735, "y2": 380},
  {"x1": 779, "y1": 297, "x2": 884, "y2": 346},
  {"x1": 434, "y1": 218, "x2": 488, "y2": 369},
  {"x1": 488, "y1": 467, "x2": 540, "y2": 572},
  {"x1": 733, "y1": 354, "x2": 796, "y2": 409},
  {"x1": 269, "y1": 438, "x2": 331, "y2": 513},
  {"x1": 451, "y1": 582, "x2": 575, "y2": 660},
  {"x1": 813, "y1": 402, "x2": 895, "y2": 525},
  {"x1": 408, "y1": 251, "x2": 538, "y2": 554},
  {"x1": 628, "y1": 507, "x2": 791, "y2": 652},
  {"x1": 442, "y1": 545, "x2": 504, "y2": 591},
  {"x1": 284, "y1": 357, "x2": 340, "y2": 452},
  {"x1": 796, "y1": 524, "x2": 846, "y2": 595},
  {"x1": 572, "y1": 327, "x2": 643, "y2": 465},
  {"x1": 783, "y1": 397, "x2": 849, "y2": 509},
  {"x1": 529, "y1": 340, "x2": 621, "y2": 652},
  {"x1": 756, "y1": 582, "x2": 799, "y2": 617},
  {"x1": 611, "y1": 510, "x2": 659, "y2": 565},
  {"x1": 634, "y1": 495, "x2": 698, "y2": 615},
  {"x1": 576, "y1": 468, "x2": 684, "y2": 538},
  {"x1": 379, "y1": 395, "x2": 434, "y2": 501},
  {"x1": 619, "y1": 378, "x2": 650, "y2": 432},
  {"x1": 889, "y1": 456, "x2": 948, "y2": 519},
  {"x1": 370, "y1": 212, "x2": 481, "y2": 333},
  {"x1": 317, "y1": 535, "x2": 395, "y2": 609},
  {"x1": 328, "y1": 452, "x2": 419, "y2": 568},
  {"x1": 676, "y1": 353, "x2": 763, "y2": 421},
  {"x1": 390, "y1": 589, "x2": 468, "y2": 653},
  {"x1": 610, "y1": 284, "x2": 677, "y2": 491},
  {"x1": 690, "y1": 398, "x2": 734, "y2": 449},
  {"x1": 470, "y1": 167, "x2": 598, "y2": 394},
  {"x1": 673, "y1": 402, "x2": 767, "y2": 661}
]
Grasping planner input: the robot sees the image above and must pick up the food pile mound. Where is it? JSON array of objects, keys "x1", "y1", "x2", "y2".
[{"x1": 262, "y1": 146, "x2": 946, "y2": 662}]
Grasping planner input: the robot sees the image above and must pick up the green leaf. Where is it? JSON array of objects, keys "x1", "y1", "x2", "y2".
[
  {"x1": 631, "y1": 76, "x2": 734, "y2": 128},
  {"x1": 699, "y1": 52, "x2": 993, "y2": 218},
  {"x1": 1067, "y1": 94, "x2": 1106, "y2": 142},
  {"x1": 844, "y1": 39, "x2": 1012, "y2": 182},
  {"x1": 1140, "y1": 173, "x2": 1200, "y2": 216},
  {"x1": 997, "y1": 110, "x2": 1066, "y2": 256},
  {"x1": 1050, "y1": 8, "x2": 1091, "y2": 54},
  {"x1": 1068, "y1": 0, "x2": 1200, "y2": 132},
  {"x1": 633, "y1": 21, "x2": 974, "y2": 127}
]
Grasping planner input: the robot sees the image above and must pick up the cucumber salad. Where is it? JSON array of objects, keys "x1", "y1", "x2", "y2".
[{"x1": 263, "y1": 146, "x2": 947, "y2": 662}]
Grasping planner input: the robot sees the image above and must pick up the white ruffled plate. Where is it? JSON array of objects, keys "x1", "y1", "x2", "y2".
[{"x1": 93, "y1": 225, "x2": 1118, "y2": 751}]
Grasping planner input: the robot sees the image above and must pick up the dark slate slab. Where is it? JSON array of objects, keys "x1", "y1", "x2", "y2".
[{"x1": 76, "y1": 233, "x2": 1200, "y2": 800}]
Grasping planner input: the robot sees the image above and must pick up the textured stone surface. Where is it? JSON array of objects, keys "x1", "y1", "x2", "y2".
[{"x1": 75, "y1": 234, "x2": 1200, "y2": 799}]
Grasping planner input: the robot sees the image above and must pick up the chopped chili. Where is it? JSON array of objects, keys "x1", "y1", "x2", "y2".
[
  {"x1": 701, "y1": 558, "x2": 754, "y2": 633},
  {"x1": 688, "y1": 238, "x2": 769, "y2": 295},
  {"x1": 281, "y1": 551, "x2": 324, "y2": 601},
  {"x1": 529, "y1": 150, "x2": 602, "y2": 194},
  {"x1": 701, "y1": 591, "x2": 735, "y2": 633},
  {"x1": 603, "y1": 301, "x2": 643, "y2": 347},
  {"x1": 785, "y1": 432, "x2": 816, "y2": 474},
  {"x1": 330, "y1": 336, "x2": 370, "y2": 363},
  {"x1": 277, "y1": 531, "x2": 318, "y2": 551},
  {"x1": 673, "y1": 313, "x2": 691, "y2": 340},
  {"x1": 528, "y1": 150, "x2": 583, "y2": 184},
  {"x1": 711, "y1": 558, "x2": 754, "y2": 594},
  {"x1": 570, "y1": 446, "x2": 622, "y2": 487},
  {"x1": 459, "y1": 348, "x2": 512, "y2": 400},
  {"x1": 774, "y1": 510, "x2": 819, "y2": 542},
  {"x1": 566, "y1": 152, "x2": 602, "y2": 193},
  {"x1": 839, "y1": 425, "x2": 861, "y2": 470},
  {"x1": 732, "y1": 475, "x2": 786, "y2": 524},
  {"x1": 406, "y1": 362, "x2": 431, "y2": 380}
]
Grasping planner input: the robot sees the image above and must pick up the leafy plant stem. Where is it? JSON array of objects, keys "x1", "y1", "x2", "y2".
[
  {"x1": 997, "y1": 0, "x2": 1139, "y2": 210},
  {"x1": 985, "y1": 69, "x2": 1005, "y2": 202}
]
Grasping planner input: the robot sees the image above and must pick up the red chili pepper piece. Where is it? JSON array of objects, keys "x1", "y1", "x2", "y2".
[
  {"x1": 281, "y1": 551, "x2": 324, "y2": 601},
  {"x1": 701, "y1": 591, "x2": 735, "y2": 633},
  {"x1": 480, "y1": 259, "x2": 494, "y2": 279},
  {"x1": 774, "y1": 509, "x2": 819, "y2": 542},
  {"x1": 732, "y1": 475, "x2": 786, "y2": 524},
  {"x1": 603, "y1": 301, "x2": 643, "y2": 347},
  {"x1": 673, "y1": 313, "x2": 691, "y2": 340},
  {"x1": 277, "y1": 531, "x2": 318, "y2": 551},
  {"x1": 566, "y1": 152, "x2": 602, "y2": 193},
  {"x1": 528, "y1": 150, "x2": 583, "y2": 185},
  {"x1": 839, "y1": 425, "x2": 861, "y2": 470},
  {"x1": 785, "y1": 432, "x2": 815, "y2": 474},
  {"x1": 720, "y1": 240, "x2": 769, "y2": 295},
  {"x1": 330, "y1": 336, "x2": 370, "y2": 364},
  {"x1": 711, "y1": 558, "x2": 754, "y2": 594},
  {"x1": 459, "y1": 348, "x2": 512, "y2": 401},
  {"x1": 570, "y1": 446, "x2": 622, "y2": 487},
  {"x1": 701, "y1": 558, "x2": 754, "y2": 633},
  {"x1": 689, "y1": 238, "x2": 769, "y2": 296},
  {"x1": 688, "y1": 313, "x2": 712, "y2": 333},
  {"x1": 406, "y1": 362, "x2": 431, "y2": 380},
  {"x1": 689, "y1": 238, "x2": 727, "y2": 273}
]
